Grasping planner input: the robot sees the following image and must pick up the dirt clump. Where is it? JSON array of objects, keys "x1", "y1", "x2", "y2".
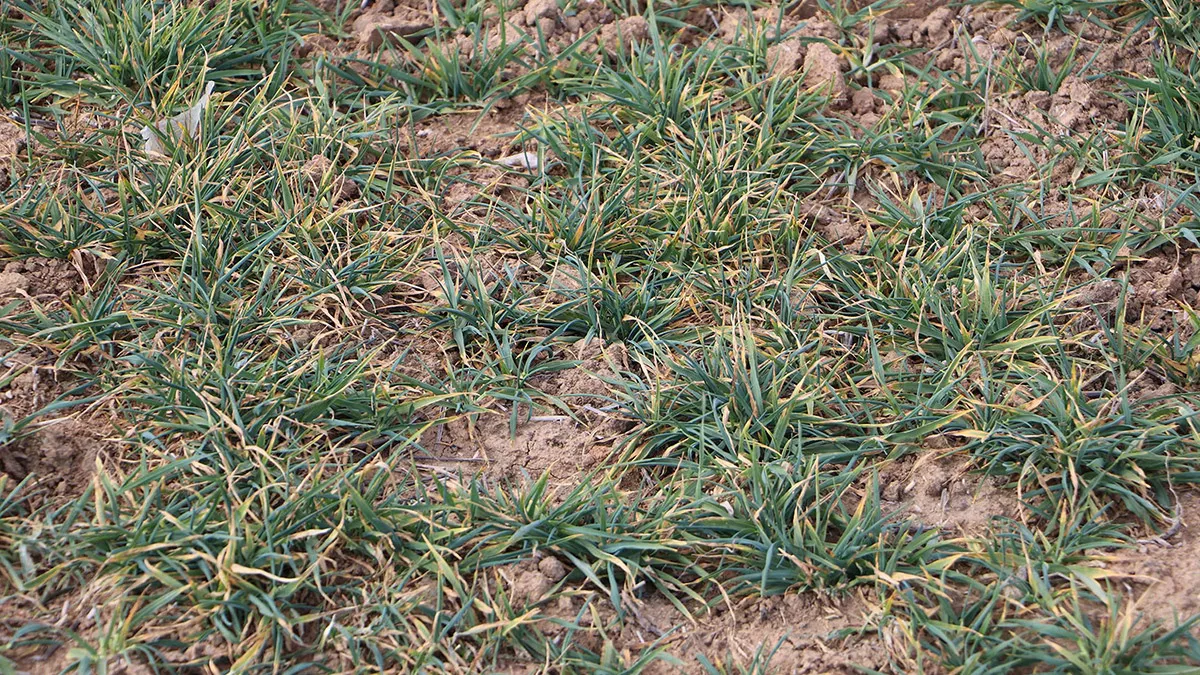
[
  {"x1": 300, "y1": 155, "x2": 359, "y2": 204},
  {"x1": 766, "y1": 38, "x2": 804, "y2": 78},
  {"x1": 802, "y1": 197, "x2": 869, "y2": 253},
  {"x1": 0, "y1": 269, "x2": 29, "y2": 297},
  {"x1": 914, "y1": 6, "x2": 955, "y2": 45},
  {"x1": 523, "y1": 0, "x2": 558, "y2": 27},
  {"x1": 803, "y1": 43, "x2": 847, "y2": 105},
  {"x1": 1069, "y1": 249, "x2": 1199, "y2": 336},
  {"x1": 1049, "y1": 75, "x2": 1127, "y2": 131},
  {"x1": 886, "y1": 0, "x2": 953, "y2": 20},
  {"x1": 599, "y1": 16, "x2": 650, "y2": 56},
  {"x1": 1, "y1": 342, "x2": 105, "y2": 501},
  {"x1": 0, "y1": 117, "x2": 25, "y2": 155},
  {"x1": 499, "y1": 553, "x2": 572, "y2": 606},
  {"x1": 1125, "y1": 252, "x2": 1197, "y2": 328},
  {"x1": 352, "y1": 3, "x2": 433, "y2": 50},
  {"x1": 1125, "y1": 368, "x2": 1178, "y2": 404},
  {"x1": 1, "y1": 258, "x2": 87, "y2": 300},
  {"x1": 0, "y1": 418, "x2": 99, "y2": 498},
  {"x1": 295, "y1": 32, "x2": 339, "y2": 59},
  {"x1": 0, "y1": 116, "x2": 26, "y2": 188}
]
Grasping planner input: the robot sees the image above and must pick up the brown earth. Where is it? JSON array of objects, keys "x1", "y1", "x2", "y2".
[
  {"x1": 493, "y1": 553, "x2": 887, "y2": 674},
  {"x1": 632, "y1": 591, "x2": 887, "y2": 675},
  {"x1": 0, "y1": 417, "x2": 100, "y2": 499},
  {"x1": 3, "y1": 583, "x2": 150, "y2": 675},
  {"x1": 1108, "y1": 491, "x2": 1200, "y2": 631},
  {"x1": 419, "y1": 337, "x2": 632, "y2": 487},
  {"x1": 0, "y1": 116, "x2": 26, "y2": 189},
  {"x1": 0, "y1": 257, "x2": 108, "y2": 501},
  {"x1": 0, "y1": 256, "x2": 91, "y2": 300},
  {"x1": 880, "y1": 447, "x2": 1022, "y2": 538}
]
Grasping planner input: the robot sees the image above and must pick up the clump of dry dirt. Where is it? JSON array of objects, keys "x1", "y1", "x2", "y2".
[
  {"x1": 0, "y1": 417, "x2": 100, "y2": 498},
  {"x1": 2, "y1": 352, "x2": 59, "y2": 418},
  {"x1": 1, "y1": 257, "x2": 89, "y2": 301},
  {"x1": 0, "y1": 116, "x2": 27, "y2": 189},
  {"x1": 349, "y1": 0, "x2": 433, "y2": 50},
  {"x1": 497, "y1": 552, "x2": 572, "y2": 606},
  {"x1": 420, "y1": 338, "x2": 632, "y2": 486},
  {"x1": 800, "y1": 193, "x2": 878, "y2": 253},
  {"x1": 1067, "y1": 247, "x2": 1200, "y2": 339},
  {"x1": 597, "y1": 15, "x2": 650, "y2": 56},
  {"x1": 979, "y1": 79, "x2": 1129, "y2": 182},
  {"x1": 300, "y1": 154, "x2": 359, "y2": 204},
  {"x1": 1124, "y1": 251, "x2": 1200, "y2": 330},
  {"x1": 719, "y1": 7, "x2": 848, "y2": 100},
  {"x1": 0, "y1": 268, "x2": 29, "y2": 297}
]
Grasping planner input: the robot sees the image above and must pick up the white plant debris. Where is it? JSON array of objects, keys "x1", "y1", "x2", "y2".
[
  {"x1": 140, "y1": 81, "x2": 215, "y2": 155},
  {"x1": 498, "y1": 151, "x2": 539, "y2": 171}
]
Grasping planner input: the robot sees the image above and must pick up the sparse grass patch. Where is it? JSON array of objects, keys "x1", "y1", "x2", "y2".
[{"x1": 3, "y1": 0, "x2": 1200, "y2": 673}]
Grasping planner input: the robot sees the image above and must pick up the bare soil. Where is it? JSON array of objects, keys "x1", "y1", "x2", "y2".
[
  {"x1": 420, "y1": 337, "x2": 632, "y2": 486},
  {"x1": 1110, "y1": 491, "x2": 1200, "y2": 629},
  {"x1": 1, "y1": 258, "x2": 110, "y2": 501},
  {"x1": 495, "y1": 552, "x2": 884, "y2": 675},
  {"x1": 880, "y1": 448, "x2": 1021, "y2": 537}
]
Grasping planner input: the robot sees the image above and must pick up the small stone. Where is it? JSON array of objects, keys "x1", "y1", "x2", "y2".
[
  {"x1": 0, "y1": 272, "x2": 28, "y2": 297},
  {"x1": 599, "y1": 15, "x2": 649, "y2": 55},
  {"x1": 803, "y1": 43, "x2": 847, "y2": 102},
  {"x1": 851, "y1": 88, "x2": 877, "y2": 115},
  {"x1": 524, "y1": 0, "x2": 558, "y2": 26},
  {"x1": 356, "y1": 17, "x2": 432, "y2": 50},
  {"x1": 538, "y1": 556, "x2": 567, "y2": 581},
  {"x1": 766, "y1": 39, "x2": 803, "y2": 77}
]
